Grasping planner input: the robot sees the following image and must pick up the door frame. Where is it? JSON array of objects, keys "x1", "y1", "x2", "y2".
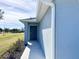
[
  {"x1": 30, "y1": 26, "x2": 37, "y2": 40},
  {"x1": 28, "y1": 23, "x2": 38, "y2": 41}
]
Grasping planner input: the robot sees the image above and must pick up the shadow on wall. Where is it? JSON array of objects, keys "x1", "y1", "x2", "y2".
[{"x1": 38, "y1": 7, "x2": 52, "y2": 57}]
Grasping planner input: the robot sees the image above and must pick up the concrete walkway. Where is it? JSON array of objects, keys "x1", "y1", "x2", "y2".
[{"x1": 20, "y1": 41, "x2": 45, "y2": 59}]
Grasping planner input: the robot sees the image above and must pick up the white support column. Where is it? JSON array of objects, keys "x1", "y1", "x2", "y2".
[
  {"x1": 51, "y1": 3, "x2": 55, "y2": 59},
  {"x1": 24, "y1": 23, "x2": 28, "y2": 45}
]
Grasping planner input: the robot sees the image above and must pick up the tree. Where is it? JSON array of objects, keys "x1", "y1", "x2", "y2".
[
  {"x1": 0, "y1": 28, "x2": 2, "y2": 32},
  {"x1": 10, "y1": 29, "x2": 20, "y2": 33},
  {"x1": 20, "y1": 28, "x2": 24, "y2": 32},
  {"x1": 4, "y1": 28, "x2": 9, "y2": 32},
  {"x1": 0, "y1": 9, "x2": 4, "y2": 20}
]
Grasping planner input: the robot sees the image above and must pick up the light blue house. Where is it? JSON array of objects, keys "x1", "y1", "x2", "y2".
[{"x1": 20, "y1": 0, "x2": 79, "y2": 59}]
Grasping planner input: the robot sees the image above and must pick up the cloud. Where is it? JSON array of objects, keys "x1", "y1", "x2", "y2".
[
  {"x1": 0, "y1": 0, "x2": 37, "y2": 18},
  {"x1": 0, "y1": 0, "x2": 37, "y2": 29},
  {"x1": 0, "y1": 0, "x2": 36, "y2": 13}
]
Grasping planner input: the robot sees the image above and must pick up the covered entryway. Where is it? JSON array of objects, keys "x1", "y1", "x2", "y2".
[
  {"x1": 20, "y1": 18, "x2": 45, "y2": 59},
  {"x1": 30, "y1": 26, "x2": 37, "y2": 40}
]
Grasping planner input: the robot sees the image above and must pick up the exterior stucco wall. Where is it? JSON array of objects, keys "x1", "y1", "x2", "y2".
[
  {"x1": 56, "y1": 0, "x2": 79, "y2": 59},
  {"x1": 38, "y1": 7, "x2": 54, "y2": 59},
  {"x1": 24, "y1": 23, "x2": 29, "y2": 45}
]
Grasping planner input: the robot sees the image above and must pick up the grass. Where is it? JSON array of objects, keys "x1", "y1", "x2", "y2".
[{"x1": 0, "y1": 33, "x2": 24, "y2": 57}]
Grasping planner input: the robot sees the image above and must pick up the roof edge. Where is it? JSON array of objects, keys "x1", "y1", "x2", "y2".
[
  {"x1": 19, "y1": 17, "x2": 37, "y2": 23},
  {"x1": 36, "y1": 0, "x2": 54, "y2": 22}
]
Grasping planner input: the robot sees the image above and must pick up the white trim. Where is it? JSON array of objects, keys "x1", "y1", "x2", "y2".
[
  {"x1": 19, "y1": 18, "x2": 37, "y2": 23},
  {"x1": 40, "y1": 0, "x2": 54, "y2": 7},
  {"x1": 37, "y1": 0, "x2": 55, "y2": 22},
  {"x1": 51, "y1": 5, "x2": 55, "y2": 59},
  {"x1": 29, "y1": 26, "x2": 30, "y2": 41}
]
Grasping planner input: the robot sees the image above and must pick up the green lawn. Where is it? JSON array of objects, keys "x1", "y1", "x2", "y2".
[{"x1": 0, "y1": 33, "x2": 24, "y2": 57}]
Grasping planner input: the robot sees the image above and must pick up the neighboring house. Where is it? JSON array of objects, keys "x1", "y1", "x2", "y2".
[{"x1": 20, "y1": 0, "x2": 79, "y2": 59}]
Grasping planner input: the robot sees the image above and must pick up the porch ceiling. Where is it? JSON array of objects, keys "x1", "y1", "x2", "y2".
[
  {"x1": 19, "y1": 0, "x2": 54, "y2": 23},
  {"x1": 36, "y1": 0, "x2": 53, "y2": 22}
]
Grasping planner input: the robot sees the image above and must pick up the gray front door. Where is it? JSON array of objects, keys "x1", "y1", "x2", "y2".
[{"x1": 30, "y1": 26, "x2": 37, "y2": 40}]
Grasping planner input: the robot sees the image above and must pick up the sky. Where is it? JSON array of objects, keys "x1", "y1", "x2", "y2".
[{"x1": 0, "y1": 0, "x2": 37, "y2": 29}]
